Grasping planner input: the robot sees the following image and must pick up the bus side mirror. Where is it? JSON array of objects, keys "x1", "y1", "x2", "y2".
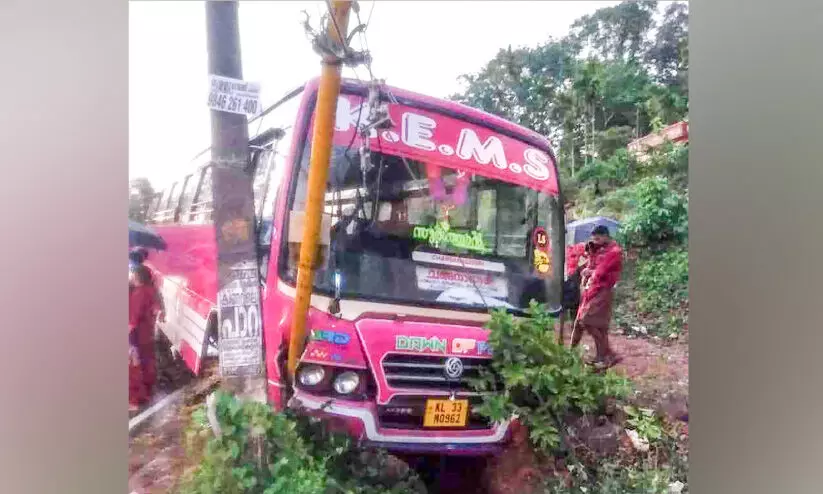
[{"x1": 328, "y1": 299, "x2": 341, "y2": 317}]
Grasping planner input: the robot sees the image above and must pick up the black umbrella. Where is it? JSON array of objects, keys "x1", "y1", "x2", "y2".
[{"x1": 129, "y1": 220, "x2": 167, "y2": 250}]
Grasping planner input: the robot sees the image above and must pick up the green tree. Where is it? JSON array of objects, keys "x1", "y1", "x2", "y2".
[
  {"x1": 567, "y1": 1, "x2": 658, "y2": 62},
  {"x1": 452, "y1": 1, "x2": 689, "y2": 189},
  {"x1": 644, "y1": 2, "x2": 689, "y2": 93},
  {"x1": 129, "y1": 177, "x2": 155, "y2": 222},
  {"x1": 451, "y1": 38, "x2": 577, "y2": 138},
  {"x1": 619, "y1": 176, "x2": 688, "y2": 247}
]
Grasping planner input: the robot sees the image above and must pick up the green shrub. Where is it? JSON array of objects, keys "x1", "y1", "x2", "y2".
[
  {"x1": 472, "y1": 306, "x2": 688, "y2": 494},
  {"x1": 470, "y1": 302, "x2": 632, "y2": 453},
  {"x1": 542, "y1": 408, "x2": 686, "y2": 494},
  {"x1": 179, "y1": 391, "x2": 425, "y2": 494},
  {"x1": 617, "y1": 247, "x2": 689, "y2": 336},
  {"x1": 635, "y1": 248, "x2": 688, "y2": 314},
  {"x1": 596, "y1": 186, "x2": 635, "y2": 219},
  {"x1": 642, "y1": 144, "x2": 688, "y2": 188},
  {"x1": 558, "y1": 166, "x2": 579, "y2": 200},
  {"x1": 623, "y1": 405, "x2": 664, "y2": 443},
  {"x1": 593, "y1": 126, "x2": 635, "y2": 160},
  {"x1": 619, "y1": 177, "x2": 688, "y2": 247},
  {"x1": 544, "y1": 463, "x2": 678, "y2": 494},
  {"x1": 574, "y1": 149, "x2": 635, "y2": 193}
]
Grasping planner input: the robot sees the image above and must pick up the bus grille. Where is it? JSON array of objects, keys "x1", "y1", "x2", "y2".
[{"x1": 381, "y1": 353, "x2": 491, "y2": 393}]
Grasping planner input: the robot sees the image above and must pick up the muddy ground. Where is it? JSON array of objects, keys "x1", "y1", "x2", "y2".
[
  {"x1": 128, "y1": 339, "x2": 217, "y2": 494},
  {"x1": 128, "y1": 330, "x2": 688, "y2": 493}
]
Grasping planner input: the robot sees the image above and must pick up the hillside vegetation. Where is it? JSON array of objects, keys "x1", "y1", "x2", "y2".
[
  {"x1": 454, "y1": 3, "x2": 690, "y2": 492},
  {"x1": 453, "y1": 0, "x2": 689, "y2": 340},
  {"x1": 138, "y1": 4, "x2": 691, "y2": 494}
]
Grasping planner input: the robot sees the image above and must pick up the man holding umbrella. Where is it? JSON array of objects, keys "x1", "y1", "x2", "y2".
[
  {"x1": 128, "y1": 220, "x2": 167, "y2": 323},
  {"x1": 128, "y1": 247, "x2": 165, "y2": 323},
  {"x1": 570, "y1": 225, "x2": 623, "y2": 369},
  {"x1": 127, "y1": 222, "x2": 167, "y2": 411}
]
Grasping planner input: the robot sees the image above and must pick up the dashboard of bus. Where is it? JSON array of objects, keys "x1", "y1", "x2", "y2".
[{"x1": 278, "y1": 143, "x2": 561, "y2": 314}]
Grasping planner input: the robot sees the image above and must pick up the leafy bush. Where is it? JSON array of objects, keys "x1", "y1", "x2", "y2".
[
  {"x1": 618, "y1": 176, "x2": 688, "y2": 247},
  {"x1": 635, "y1": 248, "x2": 689, "y2": 331},
  {"x1": 544, "y1": 463, "x2": 678, "y2": 494},
  {"x1": 594, "y1": 186, "x2": 635, "y2": 219},
  {"x1": 542, "y1": 406, "x2": 686, "y2": 494},
  {"x1": 623, "y1": 405, "x2": 664, "y2": 443},
  {"x1": 558, "y1": 168, "x2": 580, "y2": 205},
  {"x1": 642, "y1": 143, "x2": 688, "y2": 189},
  {"x1": 470, "y1": 303, "x2": 632, "y2": 452},
  {"x1": 575, "y1": 149, "x2": 635, "y2": 193},
  {"x1": 179, "y1": 391, "x2": 425, "y2": 494},
  {"x1": 614, "y1": 247, "x2": 689, "y2": 338},
  {"x1": 593, "y1": 126, "x2": 635, "y2": 160},
  {"x1": 471, "y1": 306, "x2": 688, "y2": 494}
]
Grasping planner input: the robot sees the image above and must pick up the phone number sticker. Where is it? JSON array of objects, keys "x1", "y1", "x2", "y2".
[{"x1": 207, "y1": 74, "x2": 261, "y2": 116}]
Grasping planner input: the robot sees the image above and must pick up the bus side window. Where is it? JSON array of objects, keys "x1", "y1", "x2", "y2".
[
  {"x1": 189, "y1": 166, "x2": 214, "y2": 224},
  {"x1": 166, "y1": 180, "x2": 185, "y2": 223},
  {"x1": 153, "y1": 187, "x2": 171, "y2": 223},
  {"x1": 177, "y1": 172, "x2": 200, "y2": 223},
  {"x1": 252, "y1": 149, "x2": 274, "y2": 219},
  {"x1": 145, "y1": 192, "x2": 162, "y2": 222},
  {"x1": 252, "y1": 144, "x2": 285, "y2": 285},
  {"x1": 257, "y1": 143, "x2": 291, "y2": 219},
  {"x1": 156, "y1": 182, "x2": 179, "y2": 224}
]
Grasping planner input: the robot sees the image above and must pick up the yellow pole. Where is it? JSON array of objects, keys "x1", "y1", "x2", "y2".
[{"x1": 287, "y1": 0, "x2": 352, "y2": 379}]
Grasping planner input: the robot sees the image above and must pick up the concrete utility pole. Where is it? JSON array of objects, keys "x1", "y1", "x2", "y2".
[
  {"x1": 286, "y1": 0, "x2": 353, "y2": 379},
  {"x1": 205, "y1": 1, "x2": 266, "y2": 402}
]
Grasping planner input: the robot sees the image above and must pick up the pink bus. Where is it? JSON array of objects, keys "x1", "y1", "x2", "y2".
[{"x1": 145, "y1": 78, "x2": 565, "y2": 455}]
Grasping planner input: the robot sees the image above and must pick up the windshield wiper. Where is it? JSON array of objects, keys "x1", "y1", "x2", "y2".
[{"x1": 448, "y1": 252, "x2": 499, "y2": 314}]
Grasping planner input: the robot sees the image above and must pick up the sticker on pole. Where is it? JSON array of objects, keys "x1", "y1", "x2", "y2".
[
  {"x1": 217, "y1": 260, "x2": 263, "y2": 377},
  {"x1": 207, "y1": 74, "x2": 261, "y2": 116}
]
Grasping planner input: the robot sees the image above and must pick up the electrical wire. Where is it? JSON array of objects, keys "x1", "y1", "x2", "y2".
[
  {"x1": 383, "y1": 87, "x2": 418, "y2": 181},
  {"x1": 323, "y1": 0, "x2": 344, "y2": 42},
  {"x1": 353, "y1": 1, "x2": 376, "y2": 80},
  {"x1": 313, "y1": 3, "x2": 518, "y2": 314},
  {"x1": 364, "y1": 1, "x2": 376, "y2": 32}
]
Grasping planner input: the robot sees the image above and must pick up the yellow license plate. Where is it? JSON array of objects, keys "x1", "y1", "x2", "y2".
[{"x1": 423, "y1": 398, "x2": 469, "y2": 427}]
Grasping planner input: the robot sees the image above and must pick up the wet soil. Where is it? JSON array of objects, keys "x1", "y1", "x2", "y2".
[{"x1": 127, "y1": 330, "x2": 687, "y2": 493}]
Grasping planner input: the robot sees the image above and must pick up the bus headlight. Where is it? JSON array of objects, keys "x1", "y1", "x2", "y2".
[
  {"x1": 333, "y1": 371, "x2": 360, "y2": 395},
  {"x1": 298, "y1": 365, "x2": 326, "y2": 387}
]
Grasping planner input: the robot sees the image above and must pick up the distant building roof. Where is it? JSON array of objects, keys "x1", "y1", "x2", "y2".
[{"x1": 627, "y1": 121, "x2": 689, "y2": 162}]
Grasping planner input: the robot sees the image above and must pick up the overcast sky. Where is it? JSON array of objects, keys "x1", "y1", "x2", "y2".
[{"x1": 129, "y1": 1, "x2": 619, "y2": 188}]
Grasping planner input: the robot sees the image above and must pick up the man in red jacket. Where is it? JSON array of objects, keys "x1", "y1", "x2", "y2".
[{"x1": 571, "y1": 225, "x2": 623, "y2": 369}]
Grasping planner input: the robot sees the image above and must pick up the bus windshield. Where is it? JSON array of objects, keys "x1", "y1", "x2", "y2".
[{"x1": 282, "y1": 141, "x2": 561, "y2": 313}]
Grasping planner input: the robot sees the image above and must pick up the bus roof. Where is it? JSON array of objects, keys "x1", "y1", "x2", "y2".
[
  {"x1": 173, "y1": 77, "x2": 556, "y2": 187},
  {"x1": 330, "y1": 77, "x2": 554, "y2": 153}
]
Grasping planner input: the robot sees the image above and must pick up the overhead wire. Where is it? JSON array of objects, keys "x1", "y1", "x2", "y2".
[
  {"x1": 317, "y1": 0, "x2": 371, "y2": 297},
  {"x1": 322, "y1": 0, "x2": 380, "y2": 225},
  {"x1": 345, "y1": 1, "x2": 416, "y2": 182},
  {"x1": 313, "y1": 1, "x2": 502, "y2": 313},
  {"x1": 323, "y1": 0, "x2": 345, "y2": 53},
  {"x1": 353, "y1": 1, "x2": 376, "y2": 80},
  {"x1": 358, "y1": 19, "x2": 494, "y2": 311}
]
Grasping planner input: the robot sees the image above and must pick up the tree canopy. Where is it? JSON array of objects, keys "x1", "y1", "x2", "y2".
[
  {"x1": 129, "y1": 177, "x2": 156, "y2": 223},
  {"x1": 451, "y1": 1, "x2": 688, "y2": 181}
]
